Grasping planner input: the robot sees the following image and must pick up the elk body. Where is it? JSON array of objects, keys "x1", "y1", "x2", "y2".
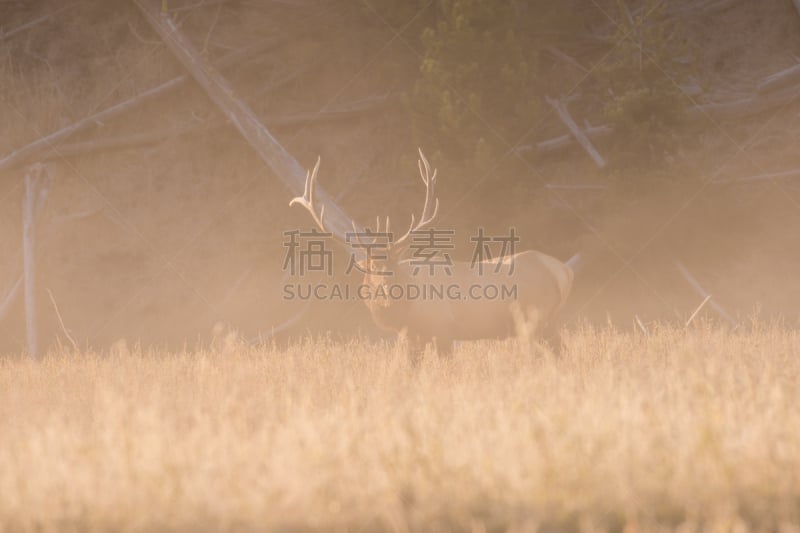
[
  {"x1": 360, "y1": 251, "x2": 573, "y2": 353},
  {"x1": 290, "y1": 150, "x2": 574, "y2": 355}
]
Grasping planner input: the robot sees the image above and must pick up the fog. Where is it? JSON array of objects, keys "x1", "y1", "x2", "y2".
[{"x1": 1, "y1": 0, "x2": 799, "y2": 353}]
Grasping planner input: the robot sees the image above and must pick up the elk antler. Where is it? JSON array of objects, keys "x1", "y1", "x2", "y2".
[
  {"x1": 290, "y1": 151, "x2": 439, "y2": 253},
  {"x1": 289, "y1": 157, "x2": 330, "y2": 233},
  {"x1": 394, "y1": 148, "x2": 440, "y2": 246},
  {"x1": 290, "y1": 157, "x2": 370, "y2": 251}
]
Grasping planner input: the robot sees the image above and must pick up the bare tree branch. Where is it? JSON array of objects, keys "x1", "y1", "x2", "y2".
[
  {"x1": 47, "y1": 288, "x2": 80, "y2": 353},
  {"x1": 0, "y1": 4, "x2": 74, "y2": 42},
  {"x1": 0, "y1": 38, "x2": 280, "y2": 172},
  {"x1": 685, "y1": 295, "x2": 712, "y2": 327},
  {"x1": 545, "y1": 96, "x2": 607, "y2": 168},
  {"x1": 0, "y1": 276, "x2": 22, "y2": 323},
  {"x1": 675, "y1": 261, "x2": 736, "y2": 326}
]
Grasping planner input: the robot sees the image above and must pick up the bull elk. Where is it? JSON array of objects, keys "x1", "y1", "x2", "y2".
[{"x1": 289, "y1": 150, "x2": 574, "y2": 356}]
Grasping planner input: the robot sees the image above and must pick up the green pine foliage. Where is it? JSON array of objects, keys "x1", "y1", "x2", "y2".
[
  {"x1": 410, "y1": 0, "x2": 543, "y2": 161},
  {"x1": 597, "y1": 1, "x2": 692, "y2": 173}
]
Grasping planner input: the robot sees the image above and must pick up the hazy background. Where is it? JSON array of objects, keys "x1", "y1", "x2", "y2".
[{"x1": 1, "y1": 0, "x2": 800, "y2": 352}]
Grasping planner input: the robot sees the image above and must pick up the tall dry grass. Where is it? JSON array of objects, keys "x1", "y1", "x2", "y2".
[{"x1": 0, "y1": 323, "x2": 799, "y2": 532}]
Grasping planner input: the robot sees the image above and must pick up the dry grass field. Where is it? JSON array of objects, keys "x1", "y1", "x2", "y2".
[{"x1": 0, "y1": 323, "x2": 799, "y2": 532}]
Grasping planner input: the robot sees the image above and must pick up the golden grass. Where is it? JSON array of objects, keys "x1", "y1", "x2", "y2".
[{"x1": 1, "y1": 324, "x2": 799, "y2": 532}]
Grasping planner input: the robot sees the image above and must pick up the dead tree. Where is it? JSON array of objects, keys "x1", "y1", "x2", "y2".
[
  {"x1": 133, "y1": 0, "x2": 360, "y2": 239},
  {"x1": 22, "y1": 164, "x2": 50, "y2": 359}
]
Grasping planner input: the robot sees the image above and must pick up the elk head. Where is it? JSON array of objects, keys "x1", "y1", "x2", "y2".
[{"x1": 289, "y1": 149, "x2": 440, "y2": 308}]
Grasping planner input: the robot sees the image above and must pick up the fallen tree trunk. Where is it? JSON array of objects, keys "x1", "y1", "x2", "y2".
[
  {"x1": 0, "y1": 37, "x2": 279, "y2": 172},
  {"x1": 597, "y1": 0, "x2": 742, "y2": 43},
  {"x1": 713, "y1": 167, "x2": 800, "y2": 184},
  {"x1": 545, "y1": 96, "x2": 607, "y2": 168},
  {"x1": 690, "y1": 81, "x2": 800, "y2": 120},
  {"x1": 46, "y1": 95, "x2": 394, "y2": 161},
  {"x1": 43, "y1": 128, "x2": 189, "y2": 160},
  {"x1": 757, "y1": 63, "x2": 800, "y2": 94},
  {"x1": 0, "y1": 78, "x2": 184, "y2": 172},
  {"x1": 0, "y1": 4, "x2": 73, "y2": 41},
  {"x1": 538, "y1": 81, "x2": 800, "y2": 155},
  {"x1": 539, "y1": 87, "x2": 800, "y2": 153},
  {"x1": 532, "y1": 63, "x2": 800, "y2": 154},
  {"x1": 532, "y1": 124, "x2": 613, "y2": 154},
  {"x1": 44, "y1": 55, "x2": 331, "y2": 160},
  {"x1": 133, "y1": 0, "x2": 358, "y2": 238}
]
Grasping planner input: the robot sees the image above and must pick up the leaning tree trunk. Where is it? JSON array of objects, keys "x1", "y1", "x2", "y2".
[{"x1": 133, "y1": 0, "x2": 360, "y2": 239}]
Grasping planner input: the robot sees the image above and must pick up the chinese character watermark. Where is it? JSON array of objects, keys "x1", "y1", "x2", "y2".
[{"x1": 469, "y1": 227, "x2": 519, "y2": 275}]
